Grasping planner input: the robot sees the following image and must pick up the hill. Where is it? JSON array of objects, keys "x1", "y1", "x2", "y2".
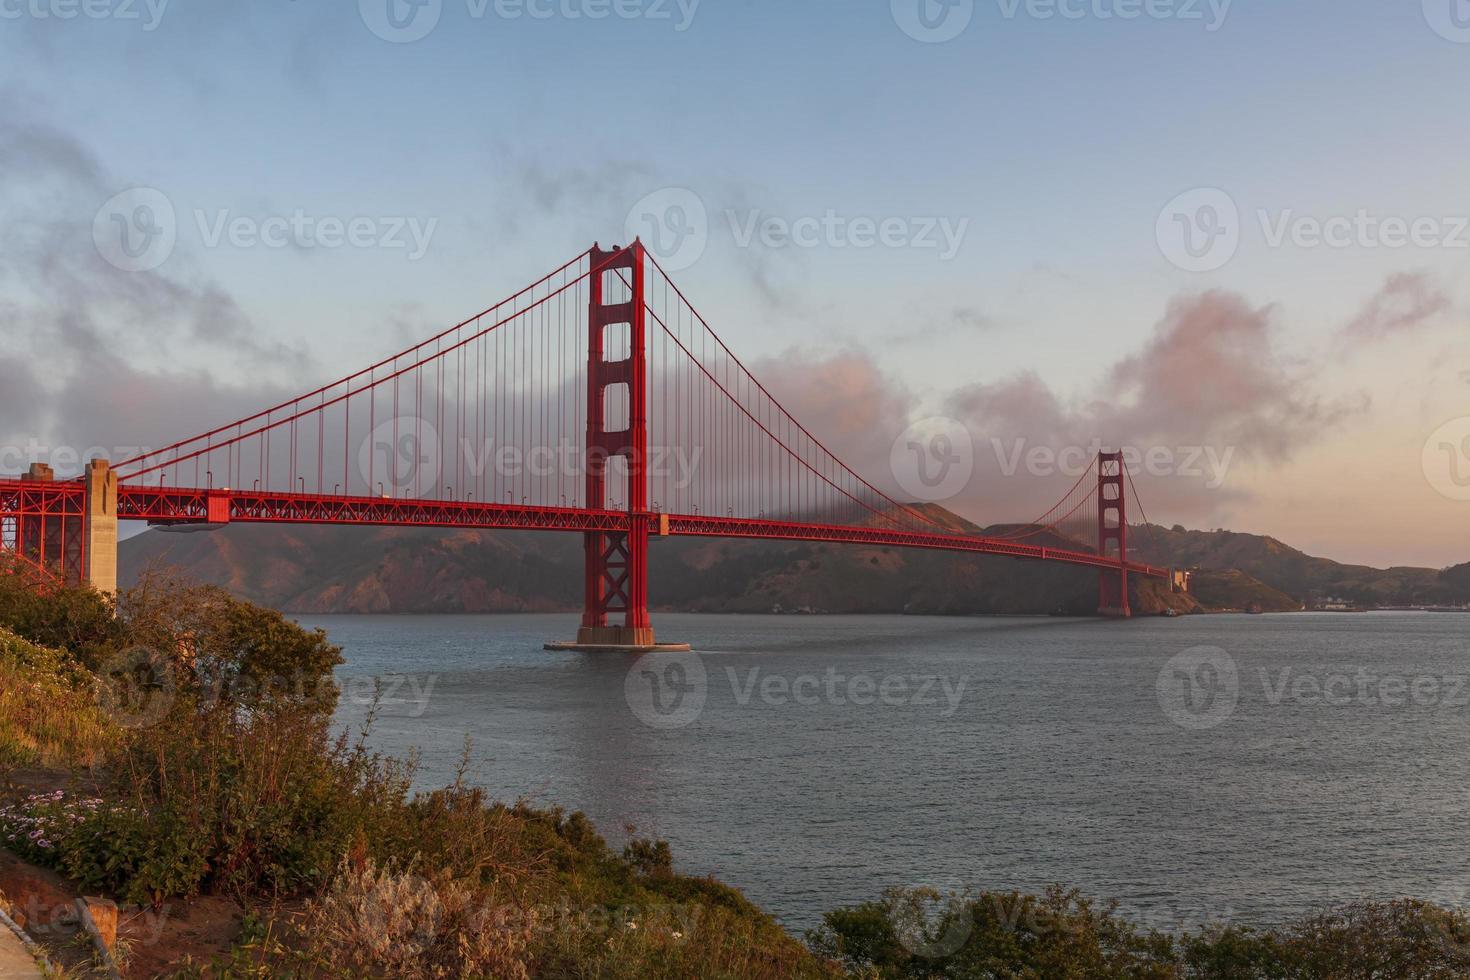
[
  {"x1": 122, "y1": 507, "x2": 1455, "y2": 617},
  {"x1": 1129, "y1": 525, "x2": 1469, "y2": 607},
  {"x1": 119, "y1": 510, "x2": 1201, "y2": 616}
]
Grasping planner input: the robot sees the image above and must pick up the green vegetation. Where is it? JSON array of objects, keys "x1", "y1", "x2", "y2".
[
  {"x1": 812, "y1": 887, "x2": 1470, "y2": 979},
  {"x1": 1188, "y1": 569, "x2": 1300, "y2": 613},
  {"x1": 0, "y1": 629, "x2": 116, "y2": 768},
  {"x1": 2, "y1": 569, "x2": 1469, "y2": 977},
  {"x1": 1133, "y1": 525, "x2": 1470, "y2": 609}
]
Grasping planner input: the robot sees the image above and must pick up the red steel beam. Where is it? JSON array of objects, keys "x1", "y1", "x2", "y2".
[
  {"x1": 116, "y1": 486, "x2": 631, "y2": 533},
  {"x1": 0, "y1": 479, "x2": 88, "y2": 585},
  {"x1": 665, "y1": 513, "x2": 1168, "y2": 578},
  {"x1": 107, "y1": 483, "x2": 1167, "y2": 579}
]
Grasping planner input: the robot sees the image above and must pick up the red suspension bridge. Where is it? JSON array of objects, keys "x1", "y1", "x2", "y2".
[{"x1": 0, "y1": 242, "x2": 1172, "y2": 648}]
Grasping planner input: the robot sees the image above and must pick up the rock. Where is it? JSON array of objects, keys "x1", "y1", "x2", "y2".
[{"x1": 78, "y1": 897, "x2": 118, "y2": 952}]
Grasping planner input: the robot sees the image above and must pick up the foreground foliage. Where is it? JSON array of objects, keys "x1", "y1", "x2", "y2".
[
  {"x1": 4, "y1": 569, "x2": 1470, "y2": 977},
  {"x1": 811, "y1": 887, "x2": 1470, "y2": 979},
  {"x1": 0, "y1": 571, "x2": 835, "y2": 977},
  {"x1": 0, "y1": 628, "x2": 116, "y2": 768}
]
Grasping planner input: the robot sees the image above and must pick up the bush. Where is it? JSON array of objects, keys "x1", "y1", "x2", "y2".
[
  {"x1": 0, "y1": 561, "x2": 121, "y2": 666},
  {"x1": 814, "y1": 888, "x2": 1470, "y2": 980},
  {"x1": 810, "y1": 886, "x2": 1178, "y2": 979},
  {"x1": 0, "y1": 629, "x2": 116, "y2": 768},
  {"x1": 286, "y1": 858, "x2": 538, "y2": 979},
  {"x1": 111, "y1": 697, "x2": 417, "y2": 901},
  {"x1": 116, "y1": 570, "x2": 343, "y2": 718},
  {"x1": 0, "y1": 573, "x2": 369, "y2": 902}
]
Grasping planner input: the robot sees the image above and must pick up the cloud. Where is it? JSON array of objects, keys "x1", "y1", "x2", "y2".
[
  {"x1": 748, "y1": 347, "x2": 917, "y2": 498},
  {"x1": 484, "y1": 144, "x2": 655, "y2": 241},
  {"x1": 746, "y1": 290, "x2": 1365, "y2": 529},
  {"x1": 1099, "y1": 291, "x2": 1351, "y2": 463},
  {"x1": 1338, "y1": 271, "x2": 1450, "y2": 344},
  {"x1": 945, "y1": 291, "x2": 1365, "y2": 521},
  {"x1": 890, "y1": 305, "x2": 997, "y2": 345},
  {"x1": 0, "y1": 110, "x2": 310, "y2": 474}
]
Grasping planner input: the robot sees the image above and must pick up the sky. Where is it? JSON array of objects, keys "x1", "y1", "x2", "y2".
[{"x1": 1, "y1": 0, "x2": 1467, "y2": 568}]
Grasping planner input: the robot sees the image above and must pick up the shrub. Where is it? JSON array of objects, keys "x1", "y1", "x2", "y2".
[
  {"x1": 286, "y1": 858, "x2": 538, "y2": 979},
  {"x1": 57, "y1": 797, "x2": 211, "y2": 904},
  {"x1": 0, "y1": 562, "x2": 121, "y2": 665},
  {"x1": 0, "y1": 629, "x2": 116, "y2": 768},
  {"x1": 111, "y1": 697, "x2": 417, "y2": 901},
  {"x1": 1216, "y1": 899, "x2": 1470, "y2": 979},
  {"x1": 531, "y1": 899, "x2": 839, "y2": 980},
  {"x1": 814, "y1": 889, "x2": 1470, "y2": 980},
  {"x1": 116, "y1": 570, "x2": 343, "y2": 718},
  {"x1": 0, "y1": 573, "x2": 372, "y2": 902},
  {"x1": 811, "y1": 885, "x2": 1180, "y2": 979},
  {"x1": 0, "y1": 789, "x2": 102, "y2": 859}
]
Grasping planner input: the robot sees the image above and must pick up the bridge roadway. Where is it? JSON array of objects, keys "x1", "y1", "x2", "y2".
[{"x1": 109, "y1": 484, "x2": 1167, "y2": 579}]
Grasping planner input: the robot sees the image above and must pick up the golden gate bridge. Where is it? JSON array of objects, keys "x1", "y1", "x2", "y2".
[{"x1": 0, "y1": 242, "x2": 1170, "y2": 649}]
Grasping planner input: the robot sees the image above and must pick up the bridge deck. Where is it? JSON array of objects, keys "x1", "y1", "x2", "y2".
[
  {"x1": 107, "y1": 484, "x2": 1167, "y2": 578},
  {"x1": 1, "y1": 479, "x2": 1165, "y2": 580}
]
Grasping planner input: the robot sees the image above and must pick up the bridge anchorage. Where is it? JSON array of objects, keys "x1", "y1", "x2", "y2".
[{"x1": 1, "y1": 241, "x2": 1174, "y2": 648}]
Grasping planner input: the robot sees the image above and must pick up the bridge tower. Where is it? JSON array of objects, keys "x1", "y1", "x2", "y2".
[
  {"x1": 1097, "y1": 451, "x2": 1130, "y2": 618},
  {"x1": 572, "y1": 242, "x2": 660, "y2": 650}
]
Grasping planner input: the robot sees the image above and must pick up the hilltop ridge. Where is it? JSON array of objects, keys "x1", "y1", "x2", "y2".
[{"x1": 112, "y1": 504, "x2": 1447, "y2": 616}]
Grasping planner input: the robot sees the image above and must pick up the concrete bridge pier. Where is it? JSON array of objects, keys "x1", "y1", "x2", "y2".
[{"x1": 83, "y1": 458, "x2": 118, "y2": 594}]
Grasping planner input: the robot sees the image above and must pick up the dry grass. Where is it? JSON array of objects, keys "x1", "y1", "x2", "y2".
[
  {"x1": 290, "y1": 858, "x2": 536, "y2": 979},
  {"x1": 0, "y1": 630, "x2": 115, "y2": 770}
]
